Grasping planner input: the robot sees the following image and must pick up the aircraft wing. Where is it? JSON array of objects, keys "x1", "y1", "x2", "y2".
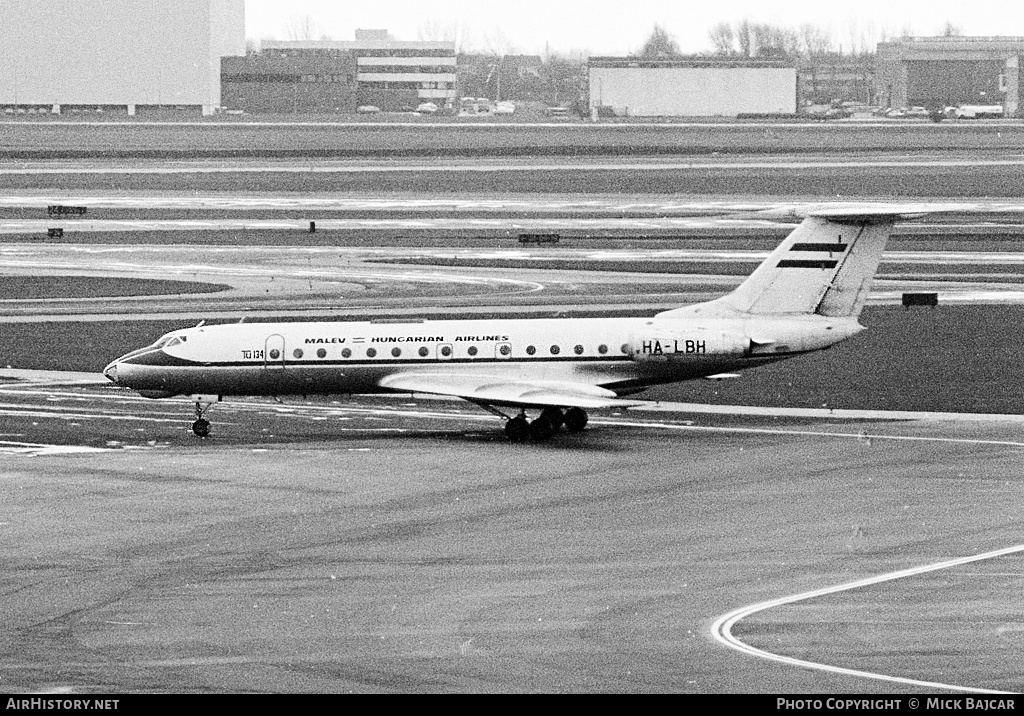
[{"x1": 378, "y1": 373, "x2": 648, "y2": 409}]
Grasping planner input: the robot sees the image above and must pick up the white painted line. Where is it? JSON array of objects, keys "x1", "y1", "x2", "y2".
[
  {"x1": 633, "y1": 401, "x2": 1024, "y2": 425},
  {"x1": 0, "y1": 440, "x2": 113, "y2": 456},
  {"x1": 711, "y1": 545, "x2": 1024, "y2": 693},
  {"x1": 6, "y1": 158, "x2": 1024, "y2": 175}
]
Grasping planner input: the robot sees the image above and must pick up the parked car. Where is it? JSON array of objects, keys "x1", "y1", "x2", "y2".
[
  {"x1": 415, "y1": 102, "x2": 438, "y2": 114},
  {"x1": 356, "y1": 105, "x2": 380, "y2": 114},
  {"x1": 545, "y1": 106, "x2": 570, "y2": 118},
  {"x1": 493, "y1": 101, "x2": 515, "y2": 115},
  {"x1": 886, "y1": 106, "x2": 929, "y2": 119},
  {"x1": 954, "y1": 104, "x2": 1004, "y2": 119}
]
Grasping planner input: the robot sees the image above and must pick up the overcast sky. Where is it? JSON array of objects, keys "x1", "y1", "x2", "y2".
[{"x1": 244, "y1": 0, "x2": 1024, "y2": 55}]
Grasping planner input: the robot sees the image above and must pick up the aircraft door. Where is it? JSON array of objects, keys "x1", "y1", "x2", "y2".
[
  {"x1": 264, "y1": 334, "x2": 286, "y2": 369},
  {"x1": 437, "y1": 343, "x2": 453, "y2": 360},
  {"x1": 495, "y1": 342, "x2": 512, "y2": 359}
]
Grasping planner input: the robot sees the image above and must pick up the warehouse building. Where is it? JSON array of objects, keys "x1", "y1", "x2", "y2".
[
  {"x1": 253, "y1": 30, "x2": 457, "y2": 112},
  {"x1": 797, "y1": 57, "x2": 874, "y2": 107},
  {"x1": 221, "y1": 51, "x2": 357, "y2": 114},
  {"x1": 0, "y1": 0, "x2": 244, "y2": 115},
  {"x1": 588, "y1": 58, "x2": 796, "y2": 117},
  {"x1": 875, "y1": 36, "x2": 1024, "y2": 116}
]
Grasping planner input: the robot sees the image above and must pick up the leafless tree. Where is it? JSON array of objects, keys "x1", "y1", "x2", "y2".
[
  {"x1": 708, "y1": 22, "x2": 736, "y2": 55},
  {"x1": 284, "y1": 15, "x2": 327, "y2": 42},
  {"x1": 482, "y1": 28, "x2": 518, "y2": 56},
  {"x1": 736, "y1": 19, "x2": 753, "y2": 58},
  {"x1": 754, "y1": 23, "x2": 800, "y2": 58},
  {"x1": 418, "y1": 19, "x2": 475, "y2": 52},
  {"x1": 799, "y1": 23, "x2": 834, "y2": 57},
  {"x1": 639, "y1": 24, "x2": 681, "y2": 57},
  {"x1": 939, "y1": 21, "x2": 963, "y2": 37}
]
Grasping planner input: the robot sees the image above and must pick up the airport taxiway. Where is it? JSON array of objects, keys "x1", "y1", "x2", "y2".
[
  {"x1": 4, "y1": 185, "x2": 1024, "y2": 692},
  {"x1": 1, "y1": 374, "x2": 1023, "y2": 693}
]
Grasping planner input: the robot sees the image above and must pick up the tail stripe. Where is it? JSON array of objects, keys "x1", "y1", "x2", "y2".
[
  {"x1": 777, "y1": 259, "x2": 839, "y2": 269},
  {"x1": 790, "y1": 243, "x2": 849, "y2": 252}
]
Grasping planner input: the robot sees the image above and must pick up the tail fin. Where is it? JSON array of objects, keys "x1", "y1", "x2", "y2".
[{"x1": 660, "y1": 207, "x2": 927, "y2": 319}]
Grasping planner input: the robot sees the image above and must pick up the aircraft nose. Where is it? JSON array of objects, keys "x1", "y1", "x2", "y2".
[{"x1": 103, "y1": 361, "x2": 119, "y2": 384}]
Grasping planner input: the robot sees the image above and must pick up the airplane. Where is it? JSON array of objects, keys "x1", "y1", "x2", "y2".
[{"x1": 103, "y1": 205, "x2": 926, "y2": 442}]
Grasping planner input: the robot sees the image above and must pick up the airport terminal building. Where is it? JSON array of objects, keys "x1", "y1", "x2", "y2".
[
  {"x1": 588, "y1": 58, "x2": 796, "y2": 117},
  {"x1": 0, "y1": 0, "x2": 244, "y2": 116}
]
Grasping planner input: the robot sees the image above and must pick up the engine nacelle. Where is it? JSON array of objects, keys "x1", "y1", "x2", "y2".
[{"x1": 629, "y1": 326, "x2": 750, "y2": 362}]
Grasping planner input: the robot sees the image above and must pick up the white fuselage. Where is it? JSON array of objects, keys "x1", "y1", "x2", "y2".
[{"x1": 105, "y1": 313, "x2": 864, "y2": 403}]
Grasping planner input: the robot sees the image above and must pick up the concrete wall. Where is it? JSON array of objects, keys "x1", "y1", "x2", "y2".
[
  {"x1": 589, "y1": 66, "x2": 796, "y2": 116},
  {"x1": 0, "y1": 0, "x2": 244, "y2": 109}
]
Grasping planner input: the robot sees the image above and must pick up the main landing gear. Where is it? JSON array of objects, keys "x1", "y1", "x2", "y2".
[{"x1": 500, "y1": 406, "x2": 589, "y2": 443}]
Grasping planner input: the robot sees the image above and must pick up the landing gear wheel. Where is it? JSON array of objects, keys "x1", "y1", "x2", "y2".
[
  {"x1": 504, "y1": 415, "x2": 530, "y2": 442},
  {"x1": 529, "y1": 416, "x2": 555, "y2": 442},
  {"x1": 563, "y1": 407, "x2": 589, "y2": 433},
  {"x1": 192, "y1": 418, "x2": 211, "y2": 438},
  {"x1": 539, "y1": 407, "x2": 564, "y2": 430}
]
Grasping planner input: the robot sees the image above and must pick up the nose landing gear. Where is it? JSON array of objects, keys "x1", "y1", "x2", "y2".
[{"x1": 189, "y1": 395, "x2": 221, "y2": 438}]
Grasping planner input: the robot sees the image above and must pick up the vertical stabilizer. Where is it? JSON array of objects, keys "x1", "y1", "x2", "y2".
[{"x1": 659, "y1": 208, "x2": 922, "y2": 320}]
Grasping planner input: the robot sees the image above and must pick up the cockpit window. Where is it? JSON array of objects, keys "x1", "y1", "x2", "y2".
[{"x1": 153, "y1": 334, "x2": 186, "y2": 349}]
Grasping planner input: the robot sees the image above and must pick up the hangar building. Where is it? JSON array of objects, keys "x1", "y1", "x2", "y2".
[
  {"x1": 875, "y1": 36, "x2": 1024, "y2": 116},
  {"x1": 0, "y1": 0, "x2": 244, "y2": 115},
  {"x1": 588, "y1": 58, "x2": 796, "y2": 117}
]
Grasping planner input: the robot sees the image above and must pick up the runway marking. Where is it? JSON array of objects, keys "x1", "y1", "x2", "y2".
[
  {"x1": 711, "y1": 545, "x2": 1024, "y2": 693},
  {"x1": 6, "y1": 158, "x2": 1024, "y2": 176},
  {"x1": 635, "y1": 401, "x2": 1024, "y2": 425},
  {"x1": 0, "y1": 440, "x2": 112, "y2": 456}
]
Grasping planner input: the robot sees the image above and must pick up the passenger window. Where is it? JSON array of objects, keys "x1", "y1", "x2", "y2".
[
  {"x1": 319, "y1": 348, "x2": 329, "y2": 358},
  {"x1": 269, "y1": 349, "x2": 280, "y2": 360},
  {"x1": 467, "y1": 346, "x2": 478, "y2": 356},
  {"x1": 574, "y1": 345, "x2": 584, "y2": 355},
  {"x1": 499, "y1": 344, "x2": 511, "y2": 356},
  {"x1": 366, "y1": 348, "x2": 377, "y2": 358},
  {"x1": 550, "y1": 345, "x2": 560, "y2": 355},
  {"x1": 293, "y1": 349, "x2": 303, "y2": 359},
  {"x1": 419, "y1": 346, "x2": 429, "y2": 357},
  {"x1": 621, "y1": 343, "x2": 630, "y2": 354},
  {"x1": 340, "y1": 348, "x2": 350, "y2": 358},
  {"x1": 392, "y1": 347, "x2": 401, "y2": 357},
  {"x1": 526, "y1": 345, "x2": 536, "y2": 355},
  {"x1": 598, "y1": 344, "x2": 608, "y2": 354},
  {"x1": 440, "y1": 345, "x2": 452, "y2": 357}
]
